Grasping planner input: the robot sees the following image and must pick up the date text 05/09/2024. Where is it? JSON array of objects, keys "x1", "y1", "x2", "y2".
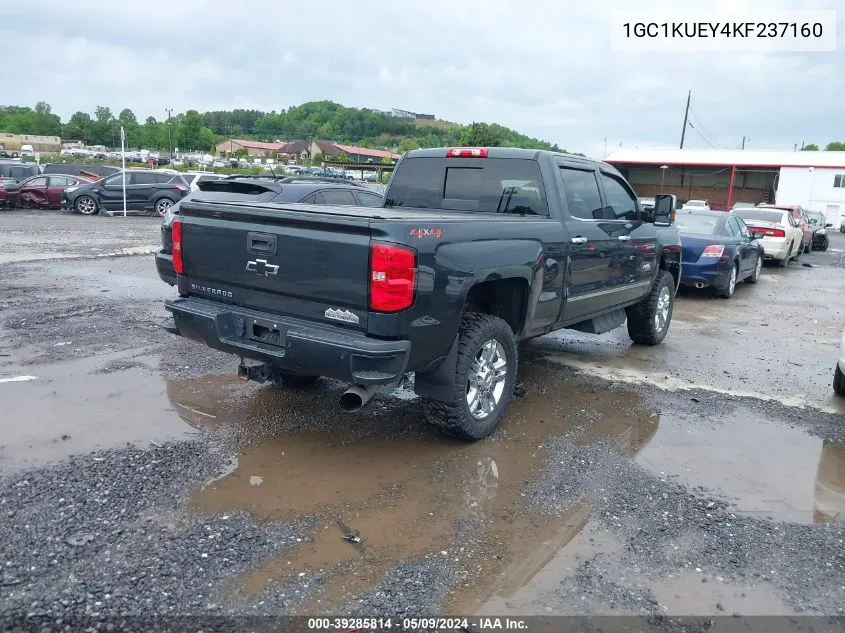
[{"x1": 306, "y1": 617, "x2": 529, "y2": 630}]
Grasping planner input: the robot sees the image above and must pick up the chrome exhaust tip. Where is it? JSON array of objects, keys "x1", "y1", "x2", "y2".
[{"x1": 339, "y1": 384, "x2": 380, "y2": 412}]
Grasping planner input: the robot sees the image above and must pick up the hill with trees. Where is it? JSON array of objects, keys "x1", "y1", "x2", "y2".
[{"x1": 0, "y1": 101, "x2": 576, "y2": 154}]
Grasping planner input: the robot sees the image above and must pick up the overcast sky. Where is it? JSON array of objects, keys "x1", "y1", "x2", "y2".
[{"x1": 1, "y1": 0, "x2": 841, "y2": 158}]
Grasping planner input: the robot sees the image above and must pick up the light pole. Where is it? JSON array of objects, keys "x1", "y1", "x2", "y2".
[
  {"x1": 165, "y1": 107, "x2": 173, "y2": 160},
  {"x1": 660, "y1": 165, "x2": 668, "y2": 192}
]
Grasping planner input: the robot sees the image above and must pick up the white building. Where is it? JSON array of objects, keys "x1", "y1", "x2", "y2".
[{"x1": 604, "y1": 148, "x2": 845, "y2": 226}]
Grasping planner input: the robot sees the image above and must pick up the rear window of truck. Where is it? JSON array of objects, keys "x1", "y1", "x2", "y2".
[{"x1": 385, "y1": 157, "x2": 549, "y2": 216}]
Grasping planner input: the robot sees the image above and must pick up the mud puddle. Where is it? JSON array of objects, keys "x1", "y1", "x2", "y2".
[
  {"x1": 168, "y1": 360, "x2": 845, "y2": 614},
  {"x1": 635, "y1": 409, "x2": 845, "y2": 524},
  {"x1": 172, "y1": 365, "x2": 658, "y2": 614},
  {"x1": 0, "y1": 350, "x2": 194, "y2": 471}
]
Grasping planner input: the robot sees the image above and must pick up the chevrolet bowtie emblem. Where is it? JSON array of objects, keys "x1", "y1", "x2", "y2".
[{"x1": 246, "y1": 259, "x2": 279, "y2": 276}]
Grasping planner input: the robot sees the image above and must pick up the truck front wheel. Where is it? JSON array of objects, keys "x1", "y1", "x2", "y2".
[
  {"x1": 626, "y1": 270, "x2": 675, "y2": 346},
  {"x1": 422, "y1": 313, "x2": 518, "y2": 441}
]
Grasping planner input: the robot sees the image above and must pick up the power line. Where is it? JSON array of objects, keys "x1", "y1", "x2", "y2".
[
  {"x1": 687, "y1": 121, "x2": 719, "y2": 149},
  {"x1": 687, "y1": 111, "x2": 720, "y2": 148},
  {"x1": 688, "y1": 105, "x2": 724, "y2": 148}
]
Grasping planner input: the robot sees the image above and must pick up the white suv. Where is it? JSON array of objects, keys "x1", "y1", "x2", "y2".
[{"x1": 180, "y1": 172, "x2": 226, "y2": 191}]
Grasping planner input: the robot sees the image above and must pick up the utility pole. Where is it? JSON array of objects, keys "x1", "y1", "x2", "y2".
[
  {"x1": 679, "y1": 90, "x2": 691, "y2": 149},
  {"x1": 794, "y1": 143, "x2": 798, "y2": 151},
  {"x1": 165, "y1": 107, "x2": 174, "y2": 160},
  {"x1": 741, "y1": 136, "x2": 745, "y2": 150}
]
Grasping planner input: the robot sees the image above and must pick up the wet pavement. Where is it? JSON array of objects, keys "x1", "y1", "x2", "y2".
[{"x1": 1, "y1": 210, "x2": 844, "y2": 621}]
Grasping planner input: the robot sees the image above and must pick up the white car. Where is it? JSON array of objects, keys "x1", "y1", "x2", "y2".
[
  {"x1": 180, "y1": 171, "x2": 226, "y2": 191},
  {"x1": 732, "y1": 207, "x2": 803, "y2": 267},
  {"x1": 835, "y1": 323, "x2": 845, "y2": 396},
  {"x1": 682, "y1": 199, "x2": 711, "y2": 211}
]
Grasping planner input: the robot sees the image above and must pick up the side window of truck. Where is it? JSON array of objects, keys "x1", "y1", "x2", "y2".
[
  {"x1": 600, "y1": 172, "x2": 639, "y2": 221},
  {"x1": 559, "y1": 166, "x2": 604, "y2": 221}
]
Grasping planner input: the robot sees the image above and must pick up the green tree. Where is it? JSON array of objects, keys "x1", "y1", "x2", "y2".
[
  {"x1": 459, "y1": 122, "x2": 502, "y2": 147},
  {"x1": 181, "y1": 110, "x2": 205, "y2": 150},
  {"x1": 333, "y1": 152, "x2": 351, "y2": 163},
  {"x1": 63, "y1": 111, "x2": 93, "y2": 143},
  {"x1": 801, "y1": 143, "x2": 820, "y2": 151},
  {"x1": 117, "y1": 108, "x2": 140, "y2": 148},
  {"x1": 91, "y1": 106, "x2": 116, "y2": 146},
  {"x1": 312, "y1": 151, "x2": 325, "y2": 165},
  {"x1": 197, "y1": 126, "x2": 217, "y2": 152},
  {"x1": 32, "y1": 102, "x2": 62, "y2": 136},
  {"x1": 825, "y1": 142, "x2": 845, "y2": 151},
  {"x1": 398, "y1": 138, "x2": 420, "y2": 152}
]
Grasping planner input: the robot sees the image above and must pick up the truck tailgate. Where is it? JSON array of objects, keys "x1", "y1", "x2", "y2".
[{"x1": 179, "y1": 202, "x2": 373, "y2": 327}]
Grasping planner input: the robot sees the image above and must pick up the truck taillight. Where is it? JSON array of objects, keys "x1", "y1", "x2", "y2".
[
  {"x1": 369, "y1": 243, "x2": 416, "y2": 312},
  {"x1": 446, "y1": 147, "x2": 488, "y2": 158},
  {"x1": 699, "y1": 245, "x2": 724, "y2": 259},
  {"x1": 172, "y1": 220, "x2": 183, "y2": 274}
]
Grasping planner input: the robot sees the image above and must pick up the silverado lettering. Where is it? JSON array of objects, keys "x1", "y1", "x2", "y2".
[{"x1": 162, "y1": 148, "x2": 682, "y2": 441}]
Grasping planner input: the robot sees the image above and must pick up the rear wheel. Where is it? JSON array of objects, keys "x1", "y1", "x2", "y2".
[
  {"x1": 717, "y1": 264, "x2": 738, "y2": 298},
  {"x1": 75, "y1": 195, "x2": 98, "y2": 216},
  {"x1": 818, "y1": 236, "x2": 829, "y2": 251},
  {"x1": 422, "y1": 313, "x2": 518, "y2": 441},
  {"x1": 747, "y1": 253, "x2": 762, "y2": 284},
  {"x1": 779, "y1": 243, "x2": 793, "y2": 267},
  {"x1": 626, "y1": 270, "x2": 674, "y2": 345},
  {"x1": 834, "y1": 365, "x2": 845, "y2": 397},
  {"x1": 154, "y1": 197, "x2": 174, "y2": 217}
]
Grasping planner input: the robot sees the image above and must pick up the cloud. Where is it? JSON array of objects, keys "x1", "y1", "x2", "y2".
[{"x1": 1, "y1": 0, "x2": 843, "y2": 155}]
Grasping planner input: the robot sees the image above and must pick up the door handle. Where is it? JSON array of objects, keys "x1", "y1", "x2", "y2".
[
  {"x1": 570, "y1": 236, "x2": 588, "y2": 244},
  {"x1": 617, "y1": 235, "x2": 631, "y2": 241}
]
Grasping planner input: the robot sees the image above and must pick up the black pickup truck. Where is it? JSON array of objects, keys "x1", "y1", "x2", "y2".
[{"x1": 163, "y1": 147, "x2": 681, "y2": 440}]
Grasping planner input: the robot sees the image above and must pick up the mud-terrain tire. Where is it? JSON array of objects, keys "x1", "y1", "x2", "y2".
[
  {"x1": 746, "y1": 253, "x2": 762, "y2": 284},
  {"x1": 271, "y1": 371, "x2": 319, "y2": 388},
  {"x1": 834, "y1": 365, "x2": 845, "y2": 397},
  {"x1": 626, "y1": 270, "x2": 675, "y2": 346},
  {"x1": 422, "y1": 313, "x2": 517, "y2": 441}
]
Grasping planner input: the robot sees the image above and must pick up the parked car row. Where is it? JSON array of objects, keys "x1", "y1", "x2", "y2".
[{"x1": 672, "y1": 201, "x2": 836, "y2": 298}]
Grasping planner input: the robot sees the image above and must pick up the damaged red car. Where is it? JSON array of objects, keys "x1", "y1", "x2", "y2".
[{"x1": 2, "y1": 174, "x2": 93, "y2": 209}]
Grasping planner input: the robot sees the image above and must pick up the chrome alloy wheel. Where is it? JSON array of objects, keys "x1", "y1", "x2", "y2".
[
  {"x1": 466, "y1": 339, "x2": 508, "y2": 420},
  {"x1": 654, "y1": 286, "x2": 671, "y2": 332}
]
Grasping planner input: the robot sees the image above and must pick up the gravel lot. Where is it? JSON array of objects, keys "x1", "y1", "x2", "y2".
[{"x1": 0, "y1": 211, "x2": 844, "y2": 629}]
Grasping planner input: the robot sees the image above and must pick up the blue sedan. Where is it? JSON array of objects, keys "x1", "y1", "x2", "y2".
[{"x1": 677, "y1": 210, "x2": 765, "y2": 298}]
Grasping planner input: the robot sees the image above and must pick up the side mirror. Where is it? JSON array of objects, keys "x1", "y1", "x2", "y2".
[
  {"x1": 652, "y1": 194, "x2": 677, "y2": 226},
  {"x1": 826, "y1": 223, "x2": 833, "y2": 228},
  {"x1": 752, "y1": 232, "x2": 764, "y2": 240}
]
